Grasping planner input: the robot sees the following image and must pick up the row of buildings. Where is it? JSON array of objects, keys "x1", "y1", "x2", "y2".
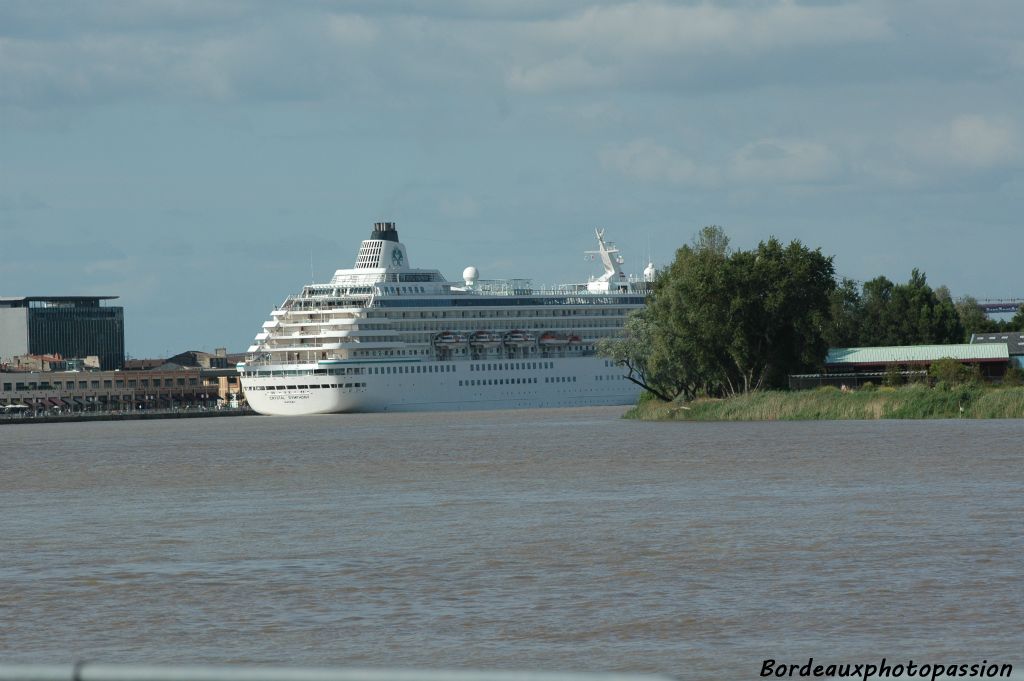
[
  {"x1": 0, "y1": 296, "x2": 243, "y2": 414},
  {"x1": 3, "y1": 294, "x2": 1021, "y2": 411}
]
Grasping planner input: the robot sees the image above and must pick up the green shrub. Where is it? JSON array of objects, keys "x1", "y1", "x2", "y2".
[
  {"x1": 928, "y1": 357, "x2": 978, "y2": 387},
  {"x1": 1002, "y1": 367, "x2": 1024, "y2": 386},
  {"x1": 883, "y1": 364, "x2": 905, "y2": 387}
]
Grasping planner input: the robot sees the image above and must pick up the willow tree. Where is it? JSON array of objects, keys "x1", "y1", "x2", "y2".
[{"x1": 601, "y1": 226, "x2": 835, "y2": 400}]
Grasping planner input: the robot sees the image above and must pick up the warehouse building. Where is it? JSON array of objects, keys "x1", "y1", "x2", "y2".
[{"x1": 790, "y1": 343, "x2": 1011, "y2": 389}]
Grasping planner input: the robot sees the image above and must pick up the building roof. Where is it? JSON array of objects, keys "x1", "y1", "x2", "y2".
[
  {"x1": 0, "y1": 296, "x2": 119, "y2": 309},
  {"x1": 970, "y1": 331, "x2": 1024, "y2": 355},
  {"x1": 0, "y1": 296, "x2": 118, "y2": 302},
  {"x1": 826, "y1": 343, "x2": 1009, "y2": 366}
]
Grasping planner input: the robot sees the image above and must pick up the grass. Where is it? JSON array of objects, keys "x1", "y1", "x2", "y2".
[{"x1": 625, "y1": 384, "x2": 1024, "y2": 421}]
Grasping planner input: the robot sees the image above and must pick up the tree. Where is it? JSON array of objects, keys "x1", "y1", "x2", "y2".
[
  {"x1": 596, "y1": 310, "x2": 678, "y2": 402},
  {"x1": 826, "y1": 277, "x2": 862, "y2": 347},
  {"x1": 603, "y1": 226, "x2": 835, "y2": 399},
  {"x1": 857, "y1": 270, "x2": 963, "y2": 346},
  {"x1": 1011, "y1": 305, "x2": 1024, "y2": 332},
  {"x1": 955, "y1": 296, "x2": 995, "y2": 339}
]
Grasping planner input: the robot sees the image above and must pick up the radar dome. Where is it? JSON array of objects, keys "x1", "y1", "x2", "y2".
[
  {"x1": 463, "y1": 266, "x2": 479, "y2": 286},
  {"x1": 643, "y1": 262, "x2": 656, "y2": 283}
]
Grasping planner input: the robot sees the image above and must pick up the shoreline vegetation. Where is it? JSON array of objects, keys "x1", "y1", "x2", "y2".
[
  {"x1": 597, "y1": 225, "x2": 1024, "y2": 421},
  {"x1": 625, "y1": 384, "x2": 1024, "y2": 421}
]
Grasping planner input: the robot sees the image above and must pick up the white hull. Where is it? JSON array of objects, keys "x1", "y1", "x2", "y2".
[{"x1": 242, "y1": 355, "x2": 639, "y2": 416}]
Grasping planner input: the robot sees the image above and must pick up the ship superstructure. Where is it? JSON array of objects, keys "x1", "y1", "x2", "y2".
[{"x1": 239, "y1": 222, "x2": 650, "y2": 415}]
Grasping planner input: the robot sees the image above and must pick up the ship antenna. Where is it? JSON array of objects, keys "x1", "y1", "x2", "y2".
[{"x1": 310, "y1": 251, "x2": 315, "y2": 283}]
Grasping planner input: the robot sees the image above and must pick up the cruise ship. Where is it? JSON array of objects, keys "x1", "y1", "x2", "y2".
[{"x1": 239, "y1": 222, "x2": 652, "y2": 415}]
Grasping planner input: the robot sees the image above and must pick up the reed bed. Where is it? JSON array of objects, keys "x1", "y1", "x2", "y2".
[{"x1": 626, "y1": 385, "x2": 1024, "y2": 421}]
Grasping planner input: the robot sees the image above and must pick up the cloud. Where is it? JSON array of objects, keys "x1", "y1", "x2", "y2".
[
  {"x1": 602, "y1": 136, "x2": 840, "y2": 187},
  {"x1": 507, "y1": 56, "x2": 614, "y2": 94},
  {"x1": 505, "y1": 1, "x2": 891, "y2": 93},
  {"x1": 898, "y1": 114, "x2": 1020, "y2": 172},
  {"x1": 600, "y1": 138, "x2": 717, "y2": 186},
  {"x1": 438, "y1": 196, "x2": 481, "y2": 220},
  {"x1": 546, "y1": 1, "x2": 889, "y2": 55},
  {"x1": 731, "y1": 138, "x2": 841, "y2": 184},
  {"x1": 604, "y1": 111, "x2": 1021, "y2": 191},
  {"x1": 946, "y1": 115, "x2": 1019, "y2": 168},
  {"x1": 325, "y1": 14, "x2": 379, "y2": 46}
]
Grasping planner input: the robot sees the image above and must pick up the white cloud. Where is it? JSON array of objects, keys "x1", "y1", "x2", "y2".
[
  {"x1": 731, "y1": 138, "x2": 841, "y2": 184},
  {"x1": 902, "y1": 114, "x2": 1020, "y2": 170},
  {"x1": 602, "y1": 136, "x2": 840, "y2": 187},
  {"x1": 539, "y1": 1, "x2": 889, "y2": 56},
  {"x1": 506, "y1": 56, "x2": 614, "y2": 94},
  {"x1": 325, "y1": 14, "x2": 379, "y2": 46},
  {"x1": 947, "y1": 115, "x2": 1018, "y2": 168},
  {"x1": 505, "y1": 0, "x2": 891, "y2": 92},
  {"x1": 600, "y1": 138, "x2": 718, "y2": 186}
]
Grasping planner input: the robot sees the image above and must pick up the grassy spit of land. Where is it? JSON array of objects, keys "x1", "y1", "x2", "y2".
[{"x1": 626, "y1": 384, "x2": 1024, "y2": 421}]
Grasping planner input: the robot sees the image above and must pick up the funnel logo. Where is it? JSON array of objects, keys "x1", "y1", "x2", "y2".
[{"x1": 391, "y1": 249, "x2": 404, "y2": 267}]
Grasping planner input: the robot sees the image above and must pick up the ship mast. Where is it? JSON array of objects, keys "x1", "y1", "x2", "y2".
[{"x1": 585, "y1": 228, "x2": 625, "y2": 292}]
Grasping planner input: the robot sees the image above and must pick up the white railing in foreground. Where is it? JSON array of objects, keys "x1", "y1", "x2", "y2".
[{"x1": 0, "y1": 666, "x2": 674, "y2": 681}]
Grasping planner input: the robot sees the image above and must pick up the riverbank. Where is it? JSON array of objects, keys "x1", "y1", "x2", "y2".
[
  {"x1": 0, "y1": 407, "x2": 254, "y2": 426},
  {"x1": 626, "y1": 384, "x2": 1024, "y2": 420}
]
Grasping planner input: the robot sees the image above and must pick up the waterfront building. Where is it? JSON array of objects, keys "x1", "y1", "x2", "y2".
[
  {"x1": 0, "y1": 296, "x2": 125, "y2": 370},
  {"x1": 789, "y1": 343, "x2": 1011, "y2": 389},
  {"x1": 970, "y1": 332, "x2": 1024, "y2": 369},
  {"x1": 0, "y1": 367, "x2": 237, "y2": 414}
]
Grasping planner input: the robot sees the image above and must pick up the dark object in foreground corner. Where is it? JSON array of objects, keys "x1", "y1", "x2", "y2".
[{"x1": 0, "y1": 664, "x2": 673, "y2": 681}]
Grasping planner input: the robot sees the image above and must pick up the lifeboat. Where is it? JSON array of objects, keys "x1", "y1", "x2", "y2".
[
  {"x1": 434, "y1": 331, "x2": 468, "y2": 345},
  {"x1": 567, "y1": 335, "x2": 583, "y2": 345},
  {"x1": 503, "y1": 330, "x2": 536, "y2": 345},
  {"x1": 470, "y1": 330, "x2": 501, "y2": 346},
  {"x1": 539, "y1": 332, "x2": 569, "y2": 346}
]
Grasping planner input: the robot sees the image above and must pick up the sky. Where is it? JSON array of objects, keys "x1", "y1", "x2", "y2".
[{"x1": 1, "y1": 0, "x2": 1022, "y2": 358}]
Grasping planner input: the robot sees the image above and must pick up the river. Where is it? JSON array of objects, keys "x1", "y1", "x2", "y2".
[{"x1": 2, "y1": 408, "x2": 1021, "y2": 678}]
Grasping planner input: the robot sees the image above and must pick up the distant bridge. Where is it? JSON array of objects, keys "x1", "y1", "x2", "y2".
[{"x1": 971, "y1": 298, "x2": 1024, "y2": 315}]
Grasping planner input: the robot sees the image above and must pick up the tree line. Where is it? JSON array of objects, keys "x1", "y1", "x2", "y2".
[{"x1": 599, "y1": 226, "x2": 1024, "y2": 402}]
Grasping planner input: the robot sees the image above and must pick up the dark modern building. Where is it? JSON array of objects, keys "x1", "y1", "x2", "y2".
[{"x1": 0, "y1": 296, "x2": 125, "y2": 370}]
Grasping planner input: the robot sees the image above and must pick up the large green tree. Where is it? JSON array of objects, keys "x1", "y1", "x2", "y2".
[{"x1": 602, "y1": 226, "x2": 835, "y2": 399}]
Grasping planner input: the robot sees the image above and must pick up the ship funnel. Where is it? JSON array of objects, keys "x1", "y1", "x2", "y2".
[{"x1": 371, "y1": 222, "x2": 399, "y2": 242}]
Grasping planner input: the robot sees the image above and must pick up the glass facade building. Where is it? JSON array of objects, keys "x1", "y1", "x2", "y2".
[{"x1": 0, "y1": 297, "x2": 124, "y2": 370}]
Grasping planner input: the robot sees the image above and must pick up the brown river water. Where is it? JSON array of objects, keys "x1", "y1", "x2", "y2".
[{"x1": 1, "y1": 408, "x2": 1021, "y2": 678}]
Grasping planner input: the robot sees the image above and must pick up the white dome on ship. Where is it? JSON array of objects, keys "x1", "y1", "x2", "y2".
[
  {"x1": 463, "y1": 266, "x2": 479, "y2": 286},
  {"x1": 644, "y1": 262, "x2": 656, "y2": 282}
]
